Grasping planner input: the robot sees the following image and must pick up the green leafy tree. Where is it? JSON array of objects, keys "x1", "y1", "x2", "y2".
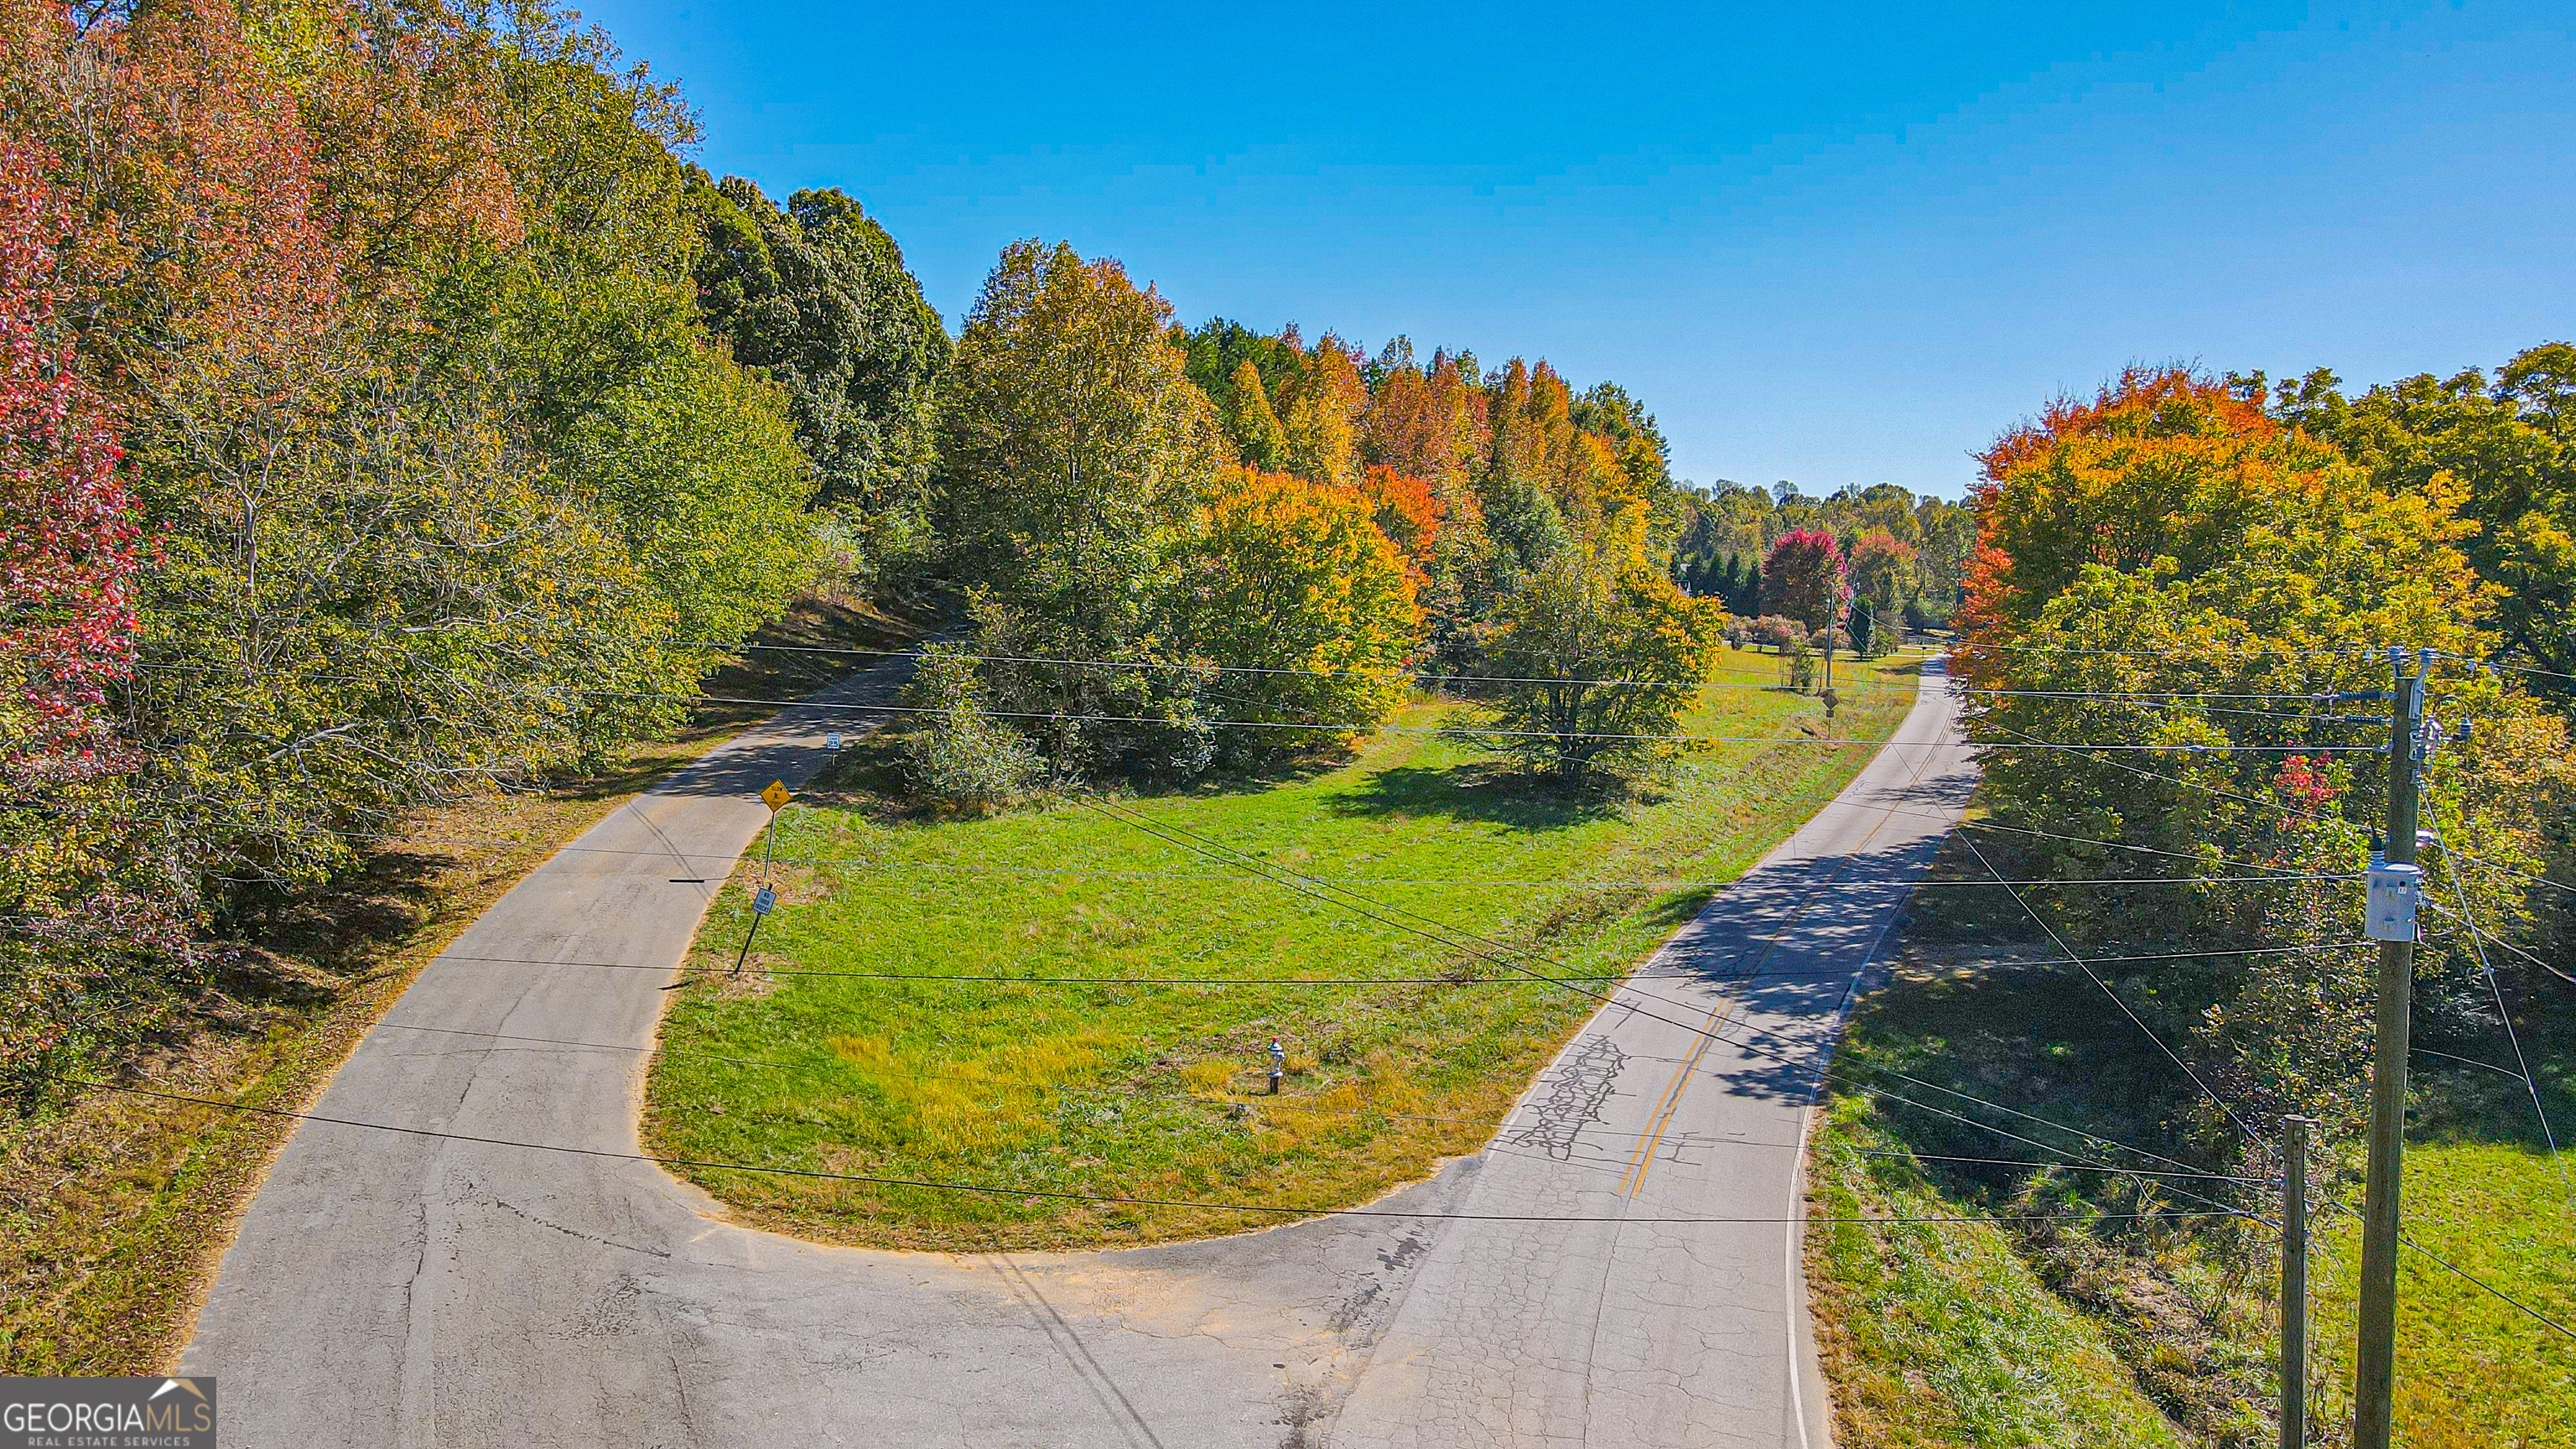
[
  {"x1": 937, "y1": 240, "x2": 1226, "y2": 776},
  {"x1": 2276, "y1": 345, "x2": 2576, "y2": 706},
  {"x1": 1961, "y1": 366, "x2": 2570, "y2": 1152},
  {"x1": 1845, "y1": 528, "x2": 1917, "y2": 657},
  {"x1": 1910, "y1": 495, "x2": 1976, "y2": 625},
  {"x1": 1472, "y1": 509, "x2": 1723, "y2": 782},
  {"x1": 1571, "y1": 381, "x2": 1688, "y2": 551},
  {"x1": 10, "y1": 0, "x2": 818, "y2": 928},
  {"x1": 689, "y1": 174, "x2": 949, "y2": 538},
  {"x1": 1176, "y1": 317, "x2": 1306, "y2": 414}
]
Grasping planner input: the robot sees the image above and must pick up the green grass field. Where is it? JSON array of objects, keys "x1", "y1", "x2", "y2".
[
  {"x1": 641, "y1": 650, "x2": 1924, "y2": 1249},
  {"x1": 2303, "y1": 1121, "x2": 2576, "y2": 1445},
  {"x1": 1805, "y1": 1095, "x2": 2187, "y2": 1447}
]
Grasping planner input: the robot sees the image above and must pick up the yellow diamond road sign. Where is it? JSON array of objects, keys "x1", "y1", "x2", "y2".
[{"x1": 761, "y1": 780, "x2": 791, "y2": 811}]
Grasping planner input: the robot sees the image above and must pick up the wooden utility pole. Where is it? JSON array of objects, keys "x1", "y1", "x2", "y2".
[
  {"x1": 2353, "y1": 649, "x2": 2427, "y2": 1448},
  {"x1": 2281, "y1": 1114, "x2": 2313, "y2": 1449}
]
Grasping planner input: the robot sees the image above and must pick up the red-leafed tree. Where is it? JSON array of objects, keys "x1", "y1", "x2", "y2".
[
  {"x1": 0, "y1": 132, "x2": 193, "y2": 1092},
  {"x1": 1759, "y1": 528, "x2": 1848, "y2": 636},
  {"x1": 0, "y1": 133, "x2": 137, "y2": 813}
]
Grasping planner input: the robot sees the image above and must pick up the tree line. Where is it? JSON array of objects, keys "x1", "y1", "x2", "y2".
[
  {"x1": 0, "y1": 0, "x2": 1763, "y2": 1095},
  {"x1": 1672, "y1": 480, "x2": 1976, "y2": 645},
  {"x1": 906, "y1": 247, "x2": 1743, "y2": 794},
  {"x1": 3, "y1": 0, "x2": 868, "y2": 1093}
]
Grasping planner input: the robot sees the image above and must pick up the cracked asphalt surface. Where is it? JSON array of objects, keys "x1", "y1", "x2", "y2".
[{"x1": 181, "y1": 658, "x2": 1973, "y2": 1447}]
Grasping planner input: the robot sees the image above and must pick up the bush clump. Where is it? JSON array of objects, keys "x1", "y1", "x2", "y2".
[{"x1": 899, "y1": 647, "x2": 1044, "y2": 810}]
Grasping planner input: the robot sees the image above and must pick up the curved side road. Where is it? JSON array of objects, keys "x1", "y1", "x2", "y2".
[{"x1": 179, "y1": 658, "x2": 1975, "y2": 1447}]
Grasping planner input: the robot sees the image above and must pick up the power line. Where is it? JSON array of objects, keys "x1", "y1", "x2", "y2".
[
  {"x1": 125, "y1": 662, "x2": 2381, "y2": 752},
  {"x1": 37, "y1": 1071, "x2": 2241, "y2": 1228},
  {"x1": 1955, "y1": 830, "x2": 2262, "y2": 1144},
  {"x1": 441, "y1": 952, "x2": 1602, "y2": 987},
  {"x1": 134, "y1": 615, "x2": 1924, "y2": 695},
  {"x1": 1940, "y1": 812, "x2": 2341, "y2": 877},
  {"x1": 1064, "y1": 759, "x2": 2266, "y2": 1211},
  {"x1": 1980, "y1": 719, "x2": 2331, "y2": 824},
  {"x1": 304, "y1": 827, "x2": 2357, "y2": 890},
  {"x1": 2414, "y1": 1045, "x2": 2529, "y2": 1079},
  {"x1": 2440, "y1": 842, "x2": 2576, "y2": 899},
  {"x1": 273, "y1": 803, "x2": 2359, "y2": 886},
  {"x1": 995, "y1": 724, "x2": 2290, "y2": 1219},
  {"x1": 1958, "y1": 641, "x2": 2394, "y2": 660},
  {"x1": 2315, "y1": 1196, "x2": 2576, "y2": 1345},
  {"x1": 370, "y1": 1021, "x2": 2261, "y2": 1183},
  {"x1": 139, "y1": 629, "x2": 2463, "y2": 707},
  {"x1": 1803, "y1": 1062, "x2": 2272, "y2": 1228},
  {"x1": 2421, "y1": 900, "x2": 2576, "y2": 987},
  {"x1": 420, "y1": 935, "x2": 2380, "y2": 993},
  {"x1": 2433, "y1": 649, "x2": 2576, "y2": 683},
  {"x1": 106, "y1": 666, "x2": 2274, "y2": 1218}
]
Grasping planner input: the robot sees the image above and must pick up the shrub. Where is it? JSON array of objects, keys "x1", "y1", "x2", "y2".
[
  {"x1": 1749, "y1": 615, "x2": 1808, "y2": 653},
  {"x1": 1784, "y1": 638, "x2": 1818, "y2": 693},
  {"x1": 899, "y1": 647, "x2": 1043, "y2": 810}
]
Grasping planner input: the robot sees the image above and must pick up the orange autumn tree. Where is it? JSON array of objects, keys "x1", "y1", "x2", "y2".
[
  {"x1": 1357, "y1": 464, "x2": 1445, "y2": 561},
  {"x1": 1954, "y1": 366, "x2": 2466, "y2": 679},
  {"x1": 1175, "y1": 467, "x2": 1421, "y2": 758},
  {"x1": 1363, "y1": 338, "x2": 1488, "y2": 487},
  {"x1": 1957, "y1": 365, "x2": 2568, "y2": 1156}
]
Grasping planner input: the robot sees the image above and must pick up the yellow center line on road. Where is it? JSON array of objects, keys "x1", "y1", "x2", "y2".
[
  {"x1": 1615, "y1": 881, "x2": 1836, "y2": 1197},
  {"x1": 1616, "y1": 722, "x2": 1955, "y2": 1198}
]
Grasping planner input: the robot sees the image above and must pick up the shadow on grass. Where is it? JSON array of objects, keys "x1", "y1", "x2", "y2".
[
  {"x1": 1323, "y1": 762, "x2": 1630, "y2": 830},
  {"x1": 1842, "y1": 958, "x2": 2207, "y2": 1178}
]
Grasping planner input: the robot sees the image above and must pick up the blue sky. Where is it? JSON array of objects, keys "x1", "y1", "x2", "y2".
[{"x1": 577, "y1": 1, "x2": 2573, "y2": 498}]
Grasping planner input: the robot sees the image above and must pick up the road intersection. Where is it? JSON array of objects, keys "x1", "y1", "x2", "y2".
[{"x1": 182, "y1": 659, "x2": 1974, "y2": 1446}]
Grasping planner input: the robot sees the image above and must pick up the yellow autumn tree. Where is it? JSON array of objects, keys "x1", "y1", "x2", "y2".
[
  {"x1": 1278, "y1": 333, "x2": 1368, "y2": 486},
  {"x1": 1175, "y1": 467, "x2": 1420, "y2": 757},
  {"x1": 1223, "y1": 358, "x2": 1288, "y2": 471}
]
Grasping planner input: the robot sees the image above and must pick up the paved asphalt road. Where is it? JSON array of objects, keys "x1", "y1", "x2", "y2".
[{"x1": 182, "y1": 657, "x2": 1974, "y2": 1447}]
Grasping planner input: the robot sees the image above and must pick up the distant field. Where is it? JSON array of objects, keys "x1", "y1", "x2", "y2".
[{"x1": 641, "y1": 650, "x2": 1924, "y2": 1249}]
